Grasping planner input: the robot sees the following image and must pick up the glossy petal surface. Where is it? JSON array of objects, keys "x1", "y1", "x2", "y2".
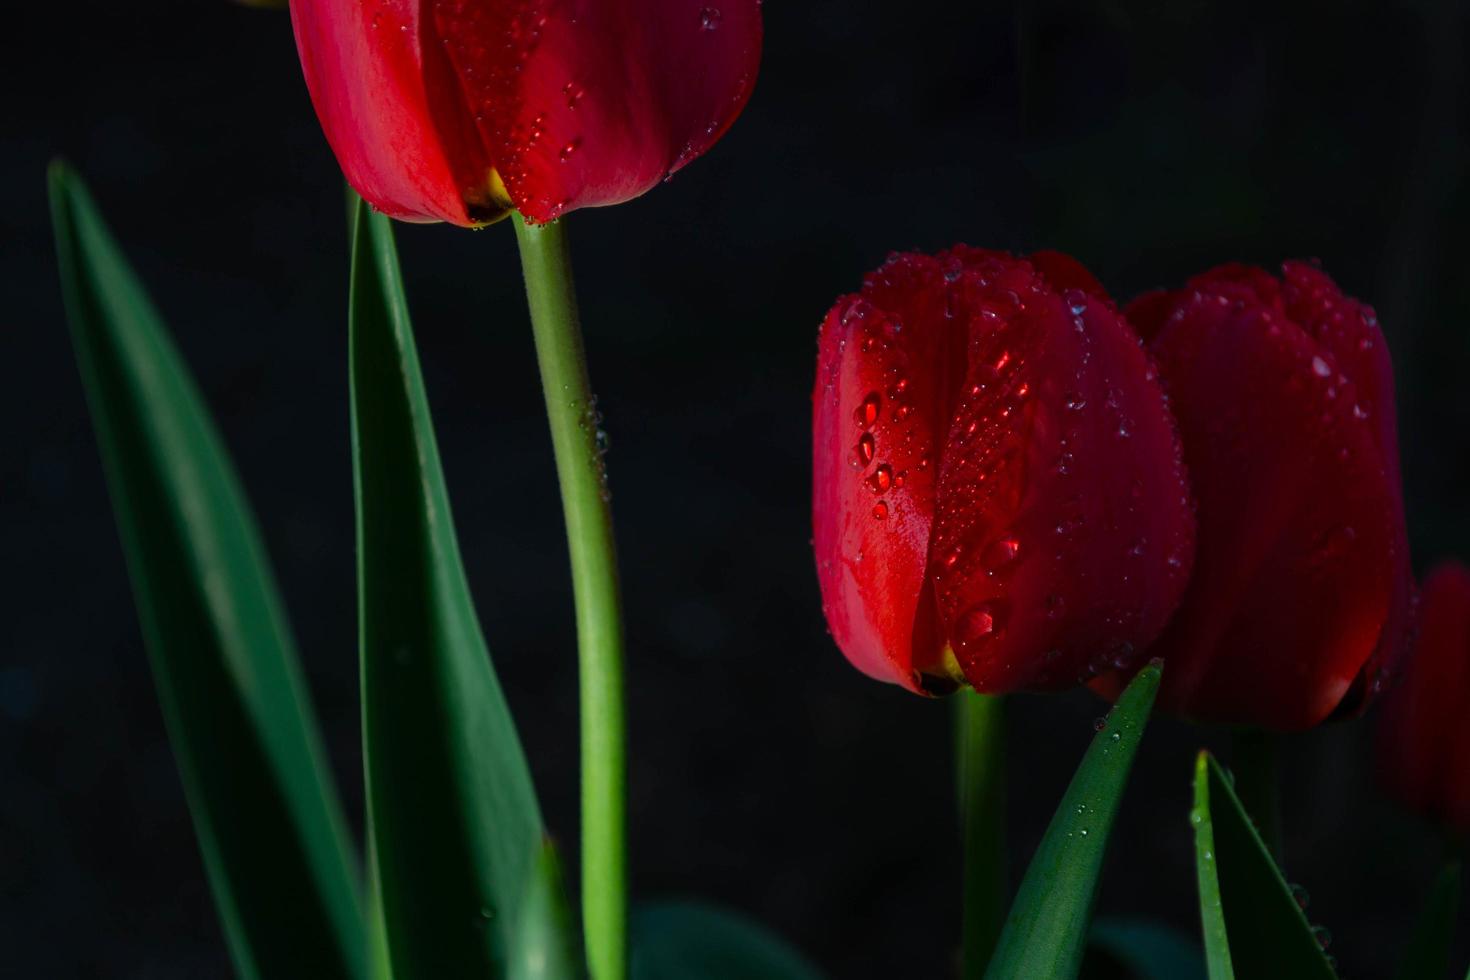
[
  {"x1": 1378, "y1": 562, "x2": 1470, "y2": 833},
  {"x1": 434, "y1": 0, "x2": 761, "y2": 223},
  {"x1": 292, "y1": 0, "x2": 761, "y2": 225},
  {"x1": 813, "y1": 250, "x2": 1193, "y2": 694},
  {"x1": 290, "y1": 0, "x2": 494, "y2": 225},
  {"x1": 1116, "y1": 263, "x2": 1410, "y2": 729}
]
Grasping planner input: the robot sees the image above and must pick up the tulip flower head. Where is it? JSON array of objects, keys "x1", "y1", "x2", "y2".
[
  {"x1": 1376, "y1": 561, "x2": 1470, "y2": 835},
  {"x1": 290, "y1": 0, "x2": 762, "y2": 226},
  {"x1": 812, "y1": 248, "x2": 1195, "y2": 696},
  {"x1": 1105, "y1": 262, "x2": 1413, "y2": 730}
]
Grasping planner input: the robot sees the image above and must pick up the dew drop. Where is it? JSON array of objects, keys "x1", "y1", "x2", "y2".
[
  {"x1": 854, "y1": 391, "x2": 881, "y2": 428},
  {"x1": 559, "y1": 137, "x2": 581, "y2": 161},
  {"x1": 699, "y1": 6, "x2": 722, "y2": 29},
  {"x1": 954, "y1": 603, "x2": 1000, "y2": 646},
  {"x1": 866, "y1": 464, "x2": 893, "y2": 494},
  {"x1": 854, "y1": 432, "x2": 875, "y2": 466},
  {"x1": 1093, "y1": 716, "x2": 1108, "y2": 732},
  {"x1": 1311, "y1": 355, "x2": 1332, "y2": 378},
  {"x1": 982, "y1": 536, "x2": 1021, "y2": 570},
  {"x1": 1064, "y1": 391, "x2": 1086, "y2": 411}
]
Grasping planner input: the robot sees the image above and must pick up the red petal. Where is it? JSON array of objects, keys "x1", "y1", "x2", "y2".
[
  {"x1": 432, "y1": 0, "x2": 761, "y2": 223},
  {"x1": 1138, "y1": 271, "x2": 1403, "y2": 729},
  {"x1": 814, "y1": 249, "x2": 1195, "y2": 695},
  {"x1": 290, "y1": 0, "x2": 495, "y2": 225},
  {"x1": 812, "y1": 254, "x2": 955, "y2": 692},
  {"x1": 927, "y1": 254, "x2": 1193, "y2": 692},
  {"x1": 1280, "y1": 261, "x2": 1414, "y2": 694},
  {"x1": 1377, "y1": 562, "x2": 1470, "y2": 832}
]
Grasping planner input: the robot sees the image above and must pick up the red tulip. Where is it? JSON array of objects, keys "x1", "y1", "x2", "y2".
[
  {"x1": 812, "y1": 248, "x2": 1194, "y2": 695},
  {"x1": 1104, "y1": 262, "x2": 1413, "y2": 730},
  {"x1": 289, "y1": 0, "x2": 761, "y2": 226},
  {"x1": 1378, "y1": 562, "x2": 1470, "y2": 834}
]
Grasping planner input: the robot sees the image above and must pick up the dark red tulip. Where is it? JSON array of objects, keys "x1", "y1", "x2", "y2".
[
  {"x1": 1102, "y1": 262, "x2": 1413, "y2": 730},
  {"x1": 1378, "y1": 562, "x2": 1470, "y2": 834},
  {"x1": 290, "y1": 0, "x2": 761, "y2": 226},
  {"x1": 812, "y1": 248, "x2": 1194, "y2": 695}
]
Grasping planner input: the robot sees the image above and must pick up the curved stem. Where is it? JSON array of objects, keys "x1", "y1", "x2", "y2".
[
  {"x1": 514, "y1": 215, "x2": 627, "y2": 980},
  {"x1": 956, "y1": 690, "x2": 1006, "y2": 979},
  {"x1": 1232, "y1": 729, "x2": 1283, "y2": 867}
]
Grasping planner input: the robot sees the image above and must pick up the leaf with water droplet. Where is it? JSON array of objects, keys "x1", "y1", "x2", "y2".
[
  {"x1": 1190, "y1": 752, "x2": 1337, "y2": 979},
  {"x1": 984, "y1": 661, "x2": 1162, "y2": 978}
]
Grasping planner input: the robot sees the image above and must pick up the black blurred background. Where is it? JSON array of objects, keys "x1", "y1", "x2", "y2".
[{"x1": 6, "y1": 0, "x2": 1470, "y2": 976}]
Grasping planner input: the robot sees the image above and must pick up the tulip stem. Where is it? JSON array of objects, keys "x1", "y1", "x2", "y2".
[
  {"x1": 956, "y1": 690, "x2": 1006, "y2": 979},
  {"x1": 1232, "y1": 729, "x2": 1284, "y2": 866},
  {"x1": 514, "y1": 214, "x2": 627, "y2": 980}
]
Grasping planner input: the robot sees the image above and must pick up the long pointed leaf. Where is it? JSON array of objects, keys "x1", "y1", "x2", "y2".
[
  {"x1": 630, "y1": 902, "x2": 824, "y2": 980},
  {"x1": 984, "y1": 661, "x2": 1162, "y2": 979},
  {"x1": 349, "y1": 199, "x2": 578, "y2": 978},
  {"x1": 1395, "y1": 862, "x2": 1460, "y2": 980},
  {"x1": 1192, "y1": 753, "x2": 1336, "y2": 979},
  {"x1": 48, "y1": 162, "x2": 366, "y2": 979},
  {"x1": 1191, "y1": 753, "x2": 1233, "y2": 980}
]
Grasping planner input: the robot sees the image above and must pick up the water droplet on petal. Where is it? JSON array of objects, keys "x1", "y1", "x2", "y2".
[
  {"x1": 854, "y1": 392, "x2": 881, "y2": 428},
  {"x1": 954, "y1": 602, "x2": 1001, "y2": 647},
  {"x1": 1312, "y1": 355, "x2": 1332, "y2": 377},
  {"x1": 699, "y1": 6, "x2": 722, "y2": 29},
  {"x1": 872, "y1": 501, "x2": 888, "y2": 521},
  {"x1": 855, "y1": 432, "x2": 875, "y2": 466},
  {"x1": 866, "y1": 464, "x2": 893, "y2": 494}
]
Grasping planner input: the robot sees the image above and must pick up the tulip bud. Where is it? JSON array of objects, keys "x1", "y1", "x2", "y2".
[
  {"x1": 812, "y1": 248, "x2": 1195, "y2": 695},
  {"x1": 1377, "y1": 562, "x2": 1470, "y2": 834},
  {"x1": 1101, "y1": 262, "x2": 1413, "y2": 730},
  {"x1": 289, "y1": 0, "x2": 761, "y2": 226}
]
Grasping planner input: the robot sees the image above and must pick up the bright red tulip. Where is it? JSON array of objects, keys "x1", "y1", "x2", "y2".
[
  {"x1": 1378, "y1": 561, "x2": 1470, "y2": 834},
  {"x1": 1103, "y1": 262, "x2": 1413, "y2": 730},
  {"x1": 812, "y1": 248, "x2": 1195, "y2": 695},
  {"x1": 289, "y1": 0, "x2": 761, "y2": 226}
]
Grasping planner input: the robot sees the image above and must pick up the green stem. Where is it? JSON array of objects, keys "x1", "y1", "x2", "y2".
[
  {"x1": 514, "y1": 215, "x2": 627, "y2": 980},
  {"x1": 957, "y1": 690, "x2": 1006, "y2": 979},
  {"x1": 1232, "y1": 730, "x2": 1283, "y2": 867}
]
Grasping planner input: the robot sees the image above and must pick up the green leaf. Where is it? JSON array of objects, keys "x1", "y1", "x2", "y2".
[
  {"x1": 349, "y1": 198, "x2": 579, "y2": 979},
  {"x1": 630, "y1": 902, "x2": 823, "y2": 980},
  {"x1": 1191, "y1": 753, "x2": 1336, "y2": 980},
  {"x1": 47, "y1": 162, "x2": 366, "y2": 979},
  {"x1": 1088, "y1": 918, "x2": 1205, "y2": 980},
  {"x1": 984, "y1": 660, "x2": 1163, "y2": 979},
  {"x1": 1394, "y1": 862, "x2": 1460, "y2": 980},
  {"x1": 1190, "y1": 753, "x2": 1232, "y2": 980}
]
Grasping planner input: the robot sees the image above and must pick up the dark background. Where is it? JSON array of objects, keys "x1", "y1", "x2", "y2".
[{"x1": 6, "y1": 0, "x2": 1470, "y2": 976}]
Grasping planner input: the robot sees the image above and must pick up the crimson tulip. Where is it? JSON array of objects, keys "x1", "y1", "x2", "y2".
[
  {"x1": 812, "y1": 248, "x2": 1195, "y2": 695},
  {"x1": 289, "y1": 0, "x2": 762, "y2": 226},
  {"x1": 1104, "y1": 262, "x2": 1413, "y2": 730},
  {"x1": 1377, "y1": 561, "x2": 1470, "y2": 834}
]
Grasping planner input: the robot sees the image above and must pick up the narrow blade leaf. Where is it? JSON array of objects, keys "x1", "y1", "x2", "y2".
[
  {"x1": 630, "y1": 902, "x2": 823, "y2": 980},
  {"x1": 1192, "y1": 753, "x2": 1336, "y2": 979},
  {"x1": 349, "y1": 199, "x2": 578, "y2": 979},
  {"x1": 984, "y1": 660, "x2": 1163, "y2": 979},
  {"x1": 48, "y1": 162, "x2": 365, "y2": 979},
  {"x1": 1394, "y1": 862, "x2": 1460, "y2": 980}
]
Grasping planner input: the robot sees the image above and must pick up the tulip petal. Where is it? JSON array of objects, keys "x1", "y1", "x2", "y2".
[
  {"x1": 812, "y1": 255, "x2": 955, "y2": 692},
  {"x1": 432, "y1": 0, "x2": 761, "y2": 222},
  {"x1": 813, "y1": 250, "x2": 1193, "y2": 695},
  {"x1": 928, "y1": 253, "x2": 1193, "y2": 692},
  {"x1": 291, "y1": 0, "x2": 499, "y2": 225},
  {"x1": 1137, "y1": 271, "x2": 1402, "y2": 729},
  {"x1": 1378, "y1": 562, "x2": 1470, "y2": 830},
  {"x1": 1279, "y1": 261, "x2": 1414, "y2": 695}
]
